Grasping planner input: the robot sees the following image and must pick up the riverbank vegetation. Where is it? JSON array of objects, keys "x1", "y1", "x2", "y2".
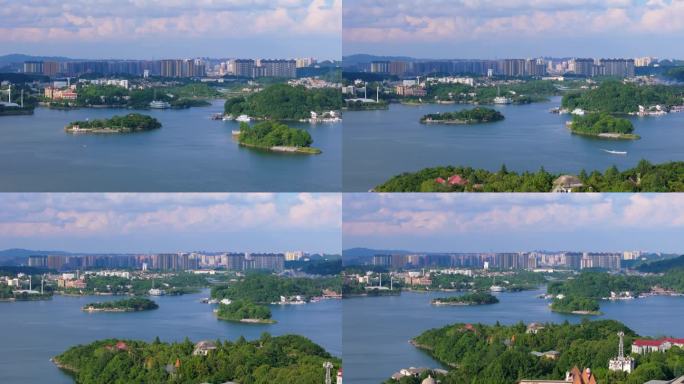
[
  {"x1": 429, "y1": 271, "x2": 550, "y2": 292},
  {"x1": 237, "y1": 121, "x2": 320, "y2": 154},
  {"x1": 210, "y1": 274, "x2": 341, "y2": 304},
  {"x1": 54, "y1": 334, "x2": 340, "y2": 384},
  {"x1": 74, "y1": 83, "x2": 217, "y2": 109},
  {"x1": 405, "y1": 319, "x2": 683, "y2": 384},
  {"x1": 550, "y1": 296, "x2": 601, "y2": 315},
  {"x1": 432, "y1": 292, "x2": 499, "y2": 306},
  {"x1": 57, "y1": 273, "x2": 209, "y2": 296},
  {"x1": 82, "y1": 297, "x2": 158, "y2": 312},
  {"x1": 426, "y1": 80, "x2": 559, "y2": 104},
  {"x1": 375, "y1": 160, "x2": 684, "y2": 192},
  {"x1": 216, "y1": 299, "x2": 274, "y2": 323},
  {"x1": 65, "y1": 113, "x2": 161, "y2": 133},
  {"x1": 420, "y1": 107, "x2": 504, "y2": 124},
  {"x1": 561, "y1": 80, "x2": 684, "y2": 114},
  {"x1": 224, "y1": 84, "x2": 342, "y2": 120},
  {"x1": 568, "y1": 113, "x2": 639, "y2": 140}
]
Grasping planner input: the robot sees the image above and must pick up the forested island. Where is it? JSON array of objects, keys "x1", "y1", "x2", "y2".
[
  {"x1": 550, "y1": 296, "x2": 601, "y2": 315},
  {"x1": 53, "y1": 334, "x2": 340, "y2": 384},
  {"x1": 65, "y1": 113, "x2": 161, "y2": 133},
  {"x1": 567, "y1": 113, "x2": 639, "y2": 140},
  {"x1": 374, "y1": 160, "x2": 684, "y2": 192},
  {"x1": 401, "y1": 319, "x2": 683, "y2": 384},
  {"x1": 561, "y1": 80, "x2": 684, "y2": 114},
  {"x1": 236, "y1": 121, "x2": 321, "y2": 154},
  {"x1": 224, "y1": 84, "x2": 342, "y2": 120},
  {"x1": 431, "y1": 292, "x2": 499, "y2": 306},
  {"x1": 211, "y1": 274, "x2": 341, "y2": 304},
  {"x1": 215, "y1": 299, "x2": 275, "y2": 324},
  {"x1": 82, "y1": 297, "x2": 159, "y2": 312},
  {"x1": 420, "y1": 107, "x2": 504, "y2": 124}
]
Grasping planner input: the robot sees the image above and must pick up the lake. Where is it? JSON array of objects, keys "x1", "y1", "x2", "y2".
[
  {"x1": 342, "y1": 288, "x2": 684, "y2": 384},
  {"x1": 0, "y1": 291, "x2": 341, "y2": 383},
  {"x1": 342, "y1": 98, "x2": 684, "y2": 191},
  {"x1": 0, "y1": 101, "x2": 341, "y2": 191}
]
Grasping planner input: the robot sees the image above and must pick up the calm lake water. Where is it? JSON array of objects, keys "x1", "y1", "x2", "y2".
[
  {"x1": 342, "y1": 288, "x2": 684, "y2": 384},
  {"x1": 0, "y1": 291, "x2": 341, "y2": 383},
  {"x1": 343, "y1": 98, "x2": 684, "y2": 191},
  {"x1": 0, "y1": 101, "x2": 341, "y2": 191}
]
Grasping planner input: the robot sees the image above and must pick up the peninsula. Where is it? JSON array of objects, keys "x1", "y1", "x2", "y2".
[
  {"x1": 81, "y1": 297, "x2": 159, "y2": 312},
  {"x1": 420, "y1": 107, "x2": 504, "y2": 124},
  {"x1": 431, "y1": 292, "x2": 499, "y2": 306},
  {"x1": 236, "y1": 121, "x2": 321, "y2": 154},
  {"x1": 65, "y1": 113, "x2": 161, "y2": 134}
]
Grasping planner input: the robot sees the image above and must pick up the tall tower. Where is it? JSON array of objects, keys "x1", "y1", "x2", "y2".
[
  {"x1": 609, "y1": 331, "x2": 634, "y2": 373},
  {"x1": 323, "y1": 362, "x2": 333, "y2": 384}
]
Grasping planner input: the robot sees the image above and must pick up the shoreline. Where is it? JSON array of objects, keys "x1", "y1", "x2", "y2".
[{"x1": 238, "y1": 142, "x2": 322, "y2": 155}]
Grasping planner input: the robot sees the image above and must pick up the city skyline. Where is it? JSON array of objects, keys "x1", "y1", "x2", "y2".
[
  {"x1": 342, "y1": 194, "x2": 684, "y2": 253},
  {"x1": 0, "y1": 0, "x2": 341, "y2": 60},
  {"x1": 0, "y1": 193, "x2": 341, "y2": 254},
  {"x1": 343, "y1": 0, "x2": 684, "y2": 59}
]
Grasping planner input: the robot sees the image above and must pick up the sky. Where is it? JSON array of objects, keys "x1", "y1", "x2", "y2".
[
  {"x1": 0, "y1": 193, "x2": 341, "y2": 254},
  {"x1": 0, "y1": 0, "x2": 341, "y2": 60},
  {"x1": 343, "y1": 0, "x2": 684, "y2": 59},
  {"x1": 343, "y1": 194, "x2": 684, "y2": 254}
]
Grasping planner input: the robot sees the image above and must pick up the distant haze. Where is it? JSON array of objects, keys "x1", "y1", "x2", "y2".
[
  {"x1": 0, "y1": 0, "x2": 341, "y2": 60},
  {"x1": 343, "y1": 194, "x2": 684, "y2": 253},
  {"x1": 0, "y1": 194, "x2": 341, "y2": 254},
  {"x1": 343, "y1": 0, "x2": 684, "y2": 59}
]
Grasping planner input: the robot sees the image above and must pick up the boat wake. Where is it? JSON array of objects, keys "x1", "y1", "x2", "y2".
[{"x1": 601, "y1": 149, "x2": 627, "y2": 155}]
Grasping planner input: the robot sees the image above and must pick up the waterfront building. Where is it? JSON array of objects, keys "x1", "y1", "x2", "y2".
[
  {"x1": 192, "y1": 341, "x2": 217, "y2": 356},
  {"x1": 500, "y1": 59, "x2": 526, "y2": 77},
  {"x1": 599, "y1": 59, "x2": 635, "y2": 77},
  {"x1": 244, "y1": 253, "x2": 284, "y2": 272},
  {"x1": 570, "y1": 58, "x2": 595, "y2": 77},
  {"x1": 632, "y1": 338, "x2": 684, "y2": 354},
  {"x1": 389, "y1": 61, "x2": 410, "y2": 76},
  {"x1": 42, "y1": 61, "x2": 60, "y2": 76},
  {"x1": 234, "y1": 59, "x2": 256, "y2": 78},
  {"x1": 372, "y1": 254, "x2": 392, "y2": 268},
  {"x1": 257, "y1": 59, "x2": 296, "y2": 78},
  {"x1": 285, "y1": 251, "x2": 305, "y2": 261}
]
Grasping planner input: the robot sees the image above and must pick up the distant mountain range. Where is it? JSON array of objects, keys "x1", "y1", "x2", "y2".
[{"x1": 0, "y1": 54, "x2": 73, "y2": 66}]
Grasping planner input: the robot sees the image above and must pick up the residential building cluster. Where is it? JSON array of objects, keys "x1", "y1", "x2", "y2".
[
  {"x1": 27, "y1": 252, "x2": 285, "y2": 272},
  {"x1": 370, "y1": 251, "x2": 625, "y2": 271},
  {"x1": 354, "y1": 57, "x2": 648, "y2": 78}
]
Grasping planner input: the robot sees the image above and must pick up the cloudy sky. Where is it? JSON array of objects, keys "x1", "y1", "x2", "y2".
[
  {"x1": 0, "y1": 0, "x2": 341, "y2": 59},
  {"x1": 343, "y1": 0, "x2": 684, "y2": 59},
  {"x1": 0, "y1": 193, "x2": 341, "y2": 254},
  {"x1": 343, "y1": 194, "x2": 684, "y2": 253}
]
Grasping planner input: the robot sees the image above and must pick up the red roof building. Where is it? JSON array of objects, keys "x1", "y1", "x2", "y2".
[
  {"x1": 632, "y1": 338, "x2": 684, "y2": 354},
  {"x1": 447, "y1": 175, "x2": 468, "y2": 186}
]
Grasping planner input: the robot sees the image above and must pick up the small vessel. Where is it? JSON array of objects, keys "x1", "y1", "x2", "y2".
[
  {"x1": 149, "y1": 100, "x2": 171, "y2": 109},
  {"x1": 490, "y1": 277, "x2": 504, "y2": 292},
  {"x1": 210, "y1": 113, "x2": 224, "y2": 120},
  {"x1": 493, "y1": 86, "x2": 511, "y2": 104},
  {"x1": 222, "y1": 115, "x2": 235, "y2": 121},
  {"x1": 601, "y1": 149, "x2": 627, "y2": 155},
  {"x1": 235, "y1": 115, "x2": 252, "y2": 122}
]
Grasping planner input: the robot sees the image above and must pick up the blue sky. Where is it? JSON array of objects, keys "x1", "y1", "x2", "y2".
[
  {"x1": 343, "y1": 194, "x2": 684, "y2": 253},
  {"x1": 0, "y1": 0, "x2": 341, "y2": 60},
  {"x1": 343, "y1": 0, "x2": 684, "y2": 59},
  {"x1": 0, "y1": 193, "x2": 341, "y2": 254}
]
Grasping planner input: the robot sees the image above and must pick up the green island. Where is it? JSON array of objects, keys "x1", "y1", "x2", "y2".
[
  {"x1": 561, "y1": 80, "x2": 684, "y2": 114},
  {"x1": 215, "y1": 299, "x2": 275, "y2": 324},
  {"x1": 550, "y1": 296, "x2": 601, "y2": 315},
  {"x1": 65, "y1": 113, "x2": 161, "y2": 134},
  {"x1": 211, "y1": 273, "x2": 341, "y2": 304},
  {"x1": 397, "y1": 319, "x2": 683, "y2": 384},
  {"x1": 224, "y1": 83, "x2": 342, "y2": 120},
  {"x1": 431, "y1": 292, "x2": 499, "y2": 306},
  {"x1": 82, "y1": 297, "x2": 159, "y2": 313},
  {"x1": 567, "y1": 113, "x2": 639, "y2": 140},
  {"x1": 420, "y1": 107, "x2": 504, "y2": 124},
  {"x1": 374, "y1": 160, "x2": 684, "y2": 192},
  {"x1": 236, "y1": 121, "x2": 321, "y2": 154},
  {"x1": 345, "y1": 99, "x2": 389, "y2": 110},
  {"x1": 53, "y1": 334, "x2": 340, "y2": 384}
]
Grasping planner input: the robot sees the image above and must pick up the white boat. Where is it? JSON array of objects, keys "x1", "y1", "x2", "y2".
[
  {"x1": 235, "y1": 115, "x2": 252, "y2": 122},
  {"x1": 490, "y1": 285, "x2": 504, "y2": 292},
  {"x1": 222, "y1": 115, "x2": 235, "y2": 121},
  {"x1": 493, "y1": 96, "x2": 511, "y2": 104},
  {"x1": 149, "y1": 100, "x2": 171, "y2": 109},
  {"x1": 601, "y1": 149, "x2": 627, "y2": 155}
]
